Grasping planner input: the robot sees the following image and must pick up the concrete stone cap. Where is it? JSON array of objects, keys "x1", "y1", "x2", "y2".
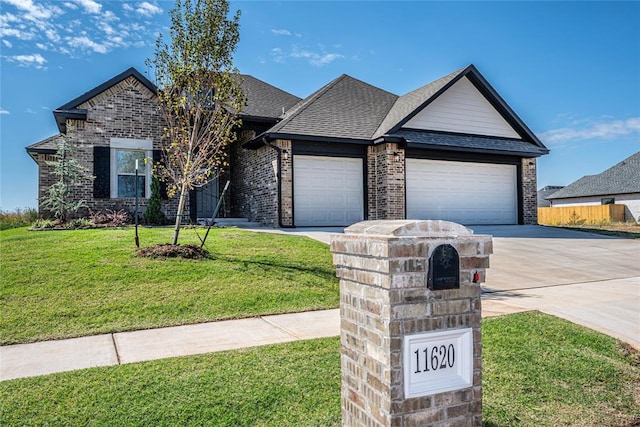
[{"x1": 343, "y1": 220, "x2": 474, "y2": 237}]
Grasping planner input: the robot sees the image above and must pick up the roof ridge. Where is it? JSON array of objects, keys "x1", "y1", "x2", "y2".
[{"x1": 272, "y1": 74, "x2": 350, "y2": 131}]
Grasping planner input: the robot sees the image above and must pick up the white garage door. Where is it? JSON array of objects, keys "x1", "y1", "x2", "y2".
[
  {"x1": 406, "y1": 158, "x2": 517, "y2": 225},
  {"x1": 294, "y1": 155, "x2": 364, "y2": 226}
]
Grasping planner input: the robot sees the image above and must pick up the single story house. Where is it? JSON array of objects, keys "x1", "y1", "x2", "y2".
[
  {"x1": 537, "y1": 185, "x2": 564, "y2": 207},
  {"x1": 546, "y1": 151, "x2": 640, "y2": 223},
  {"x1": 27, "y1": 64, "x2": 549, "y2": 227}
]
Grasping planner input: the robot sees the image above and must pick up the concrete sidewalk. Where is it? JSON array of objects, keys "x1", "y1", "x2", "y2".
[
  {"x1": 0, "y1": 301, "x2": 529, "y2": 382},
  {"x1": 0, "y1": 309, "x2": 342, "y2": 381}
]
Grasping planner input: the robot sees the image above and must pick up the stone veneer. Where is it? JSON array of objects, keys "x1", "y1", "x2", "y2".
[
  {"x1": 38, "y1": 76, "x2": 181, "y2": 221},
  {"x1": 331, "y1": 220, "x2": 492, "y2": 427}
]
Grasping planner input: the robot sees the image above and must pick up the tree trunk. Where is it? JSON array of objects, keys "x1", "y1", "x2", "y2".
[{"x1": 172, "y1": 181, "x2": 189, "y2": 245}]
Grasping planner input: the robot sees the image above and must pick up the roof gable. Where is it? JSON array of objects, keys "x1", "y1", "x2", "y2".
[
  {"x1": 266, "y1": 74, "x2": 397, "y2": 141},
  {"x1": 374, "y1": 65, "x2": 545, "y2": 150},
  {"x1": 53, "y1": 67, "x2": 156, "y2": 133},
  {"x1": 548, "y1": 151, "x2": 640, "y2": 199},
  {"x1": 403, "y1": 76, "x2": 521, "y2": 139},
  {"x1": 373, "y1": 66, "x2": 465, "y2": 139}
]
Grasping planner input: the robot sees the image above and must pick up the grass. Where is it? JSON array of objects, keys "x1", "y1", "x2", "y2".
[
  {"x1": 558, "y1": 223, "x2": 640, "y2": 239},
  {"x1": 482, "y1": 312, "x2": 640, "y2": 426},
  {"x1": 0, "y1": 226, "x2": 339, "y2": 345},
  {"x1": 1, "y1": 313, "x2": 638, "y2": 426}
]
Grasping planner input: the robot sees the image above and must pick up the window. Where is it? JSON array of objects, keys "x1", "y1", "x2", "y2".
[
  {"x1": 601, "y1": 198, "x2": 615, "y2": 205},
  {"x1": 110, "y1": 138, "x2": 152, "y2": 198}
]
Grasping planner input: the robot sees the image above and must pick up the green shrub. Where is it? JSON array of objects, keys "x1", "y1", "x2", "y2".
[
  {"x1": 144, "y1": 176, "x2": 166, "y2": 225},
  {"x1": 66, "y1": 218, "x2": 93, "y2": 229},
  {"x1": 30, "y1": 218, "x2": 56, "y2": 230},
  {"x1": 0, "y1": 207, "x2": 39, "y2": 230}
]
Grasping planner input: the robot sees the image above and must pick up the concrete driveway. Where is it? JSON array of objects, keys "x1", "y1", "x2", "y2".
[
  {"x1": 471, "y1": 225, "x2": 639, "y2": 348},
  {"x1": 251, "y1": 225, "x2": 639, "y2": 348}
]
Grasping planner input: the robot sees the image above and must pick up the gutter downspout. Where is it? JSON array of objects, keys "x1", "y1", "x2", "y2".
[{"x1": 262, "y1": 136, "x2": 286, "y2": 228}]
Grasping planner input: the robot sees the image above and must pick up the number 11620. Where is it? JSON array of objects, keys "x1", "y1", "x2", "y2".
[{"x1": 414, "y1": 344, "x2": 455, "y2": 373}]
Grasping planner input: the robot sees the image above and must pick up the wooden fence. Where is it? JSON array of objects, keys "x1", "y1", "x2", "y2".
[{"x1": 538, "y1": 204, "x2": 625, "y2": 225}]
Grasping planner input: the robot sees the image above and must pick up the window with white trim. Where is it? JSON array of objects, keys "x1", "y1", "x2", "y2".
[{"x1": 110, "y1": 138, "x2": 152, "y2": 198}]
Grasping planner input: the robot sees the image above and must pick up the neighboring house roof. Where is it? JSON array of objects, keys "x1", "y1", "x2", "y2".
[
  {"x1": 263, "y1": 74, "x2": 397, "y2": 143},
  {"x1": 537, "y1": 185, "x2": 565, "y2": 207},
  {"x1": 248, "y1": 64, "x2": 548, "y2": 156},
  {"x1": 238, "y1": 74, "x2": 301, "y2": 122},
  {"x1": 26, "y1": 134, "x2": 65, "y2": 162},
  {"x1": 547, "y1": 151, "x2": 640, "y2": 200}
]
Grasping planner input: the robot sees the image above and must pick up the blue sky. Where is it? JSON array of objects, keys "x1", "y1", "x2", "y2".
[{"x1": 1, "y1": 0, "x2": 639, "y2": 211}]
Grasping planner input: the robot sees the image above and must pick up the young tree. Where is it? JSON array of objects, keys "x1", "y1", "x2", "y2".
[
  {"x1": 147, "y1": 0, "x2": 245, "y2": 245},
  {"x1": 42, "y1": 135, "x2": 94, "y2": 222}
]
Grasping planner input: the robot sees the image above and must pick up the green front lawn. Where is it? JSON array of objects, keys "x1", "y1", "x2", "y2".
[
  {"x1": 1, "y1": 313, "x2": 638, "y2": 426},
  {"x1": 0, "y1": 227, "x2": 339, "y2": 345}
]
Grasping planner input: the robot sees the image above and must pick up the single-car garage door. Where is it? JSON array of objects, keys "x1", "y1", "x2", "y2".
[
  {"x1": 294, "y1": 155, "x2": 364, "y2": 226},
  {"x1": 406, "y1": 158, "x2": 517, "y2": 225}
]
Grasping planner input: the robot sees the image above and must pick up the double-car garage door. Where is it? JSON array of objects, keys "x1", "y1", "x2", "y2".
[
  {"x1": 292, "y1": 156, "x2": 517, "y2": 226},
  {"x1": 406, "y1": 158, "x2": 517, "y2": 225}
]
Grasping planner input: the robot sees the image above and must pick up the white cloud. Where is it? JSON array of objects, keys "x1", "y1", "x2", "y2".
[
  {"x1": 0, "y1": 108, "x2": 9, "y2": 115},
  {"x1": 6, "y1": 53, "x2": 47, "y2": 68},
  {"x1": 75, "y1": 0, "x2": 102, "y2": 14},
  {"x1": 136, "y1": 2, "x2": 162, "y2": 17},
  {"x1": 540, "y1": 117, "x2": 640, "y2": 145},
  {"x1": 0, "y1": 0, "x2": 161, "y2": 62},
  {"x1": 291, "y1": 46, "x2": 343, "y2": 67},
  {"x1": 0, "y1": 27, "x2": 36, "y2": 40},
  {"x1": 2, "y1": 0, "x2": 61, "y2": 21},
  {"x1": 67, "y1": 35, "x2": 108, "y2": 54},
  {"x1": 271, "y1": 29, "x2": 291, "y2": 36},
  {"x1": 271, "y1": 47, "x2": 285, "y2": 64}
]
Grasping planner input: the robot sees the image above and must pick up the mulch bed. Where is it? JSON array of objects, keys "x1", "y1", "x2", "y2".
[{"x1": 136, "y1": 244, "x2": 209, "y2": 259}]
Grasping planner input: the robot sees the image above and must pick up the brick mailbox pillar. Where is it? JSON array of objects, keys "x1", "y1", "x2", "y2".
[{"x1": 330, "y1": 220, "x2": 492, "y2": 427}]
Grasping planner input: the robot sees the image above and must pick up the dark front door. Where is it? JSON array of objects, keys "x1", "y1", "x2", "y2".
[{"x1": 195, "y1": 177, "x2": 219, "y2": 219}]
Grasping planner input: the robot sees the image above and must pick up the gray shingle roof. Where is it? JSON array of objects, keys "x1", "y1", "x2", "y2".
[
  {"x1": 537, "y1": 185, "x2": 565, "y2": 207},
  {"x1": 372, "y1": 66, "x2": 466, "y2": 139},
  {"x1": 238, "y1": 74, "x2": 301, "y2": 121},
  {"x1": 250, "y1": 64, "x2": 547, "y2": 157},
  {"x1": 266, "y1": 74, "x2": 398, "y2": 141},
  {"x1": 26, "y1": 134, "x2": 65, "y2": 163},
  {"x1": 395, "y1": 130, "x2": 548, "y2": 156},
  {"x1": 547, "y1": 151, "x2": 640, "y2": 199}
]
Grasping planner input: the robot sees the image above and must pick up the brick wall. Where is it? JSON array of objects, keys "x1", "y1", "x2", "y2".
[
  {"x1": 230, "y1": 138, "x2": 292, "y2": 227},
  {"x1": 521, "y1": 158, "x2": 538, "y2": 225},
  {"x1": 38, "y1": 76, "x2": 181, "y2": 222},
  {"x1": 331, "y1": 220, "x2": 491, "y2": 427},
  {"x1": 230, "y1": 134, "x2": 277, "y2": 226},
  {"x1": 368, "y1": 143, "x2": 405, "y2": 220}
]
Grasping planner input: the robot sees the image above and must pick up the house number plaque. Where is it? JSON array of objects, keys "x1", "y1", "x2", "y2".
[
  {"x1": 404, "y1": 328, "x2": 473, "y2": 398},
  {"x1": 428, "y1": 244, "x2": 460, "y2": 290}
]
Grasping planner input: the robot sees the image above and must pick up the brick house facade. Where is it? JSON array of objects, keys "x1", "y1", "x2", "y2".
[{"x1": 28, "y1": 65, "x2": 548, "y2": 227}]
